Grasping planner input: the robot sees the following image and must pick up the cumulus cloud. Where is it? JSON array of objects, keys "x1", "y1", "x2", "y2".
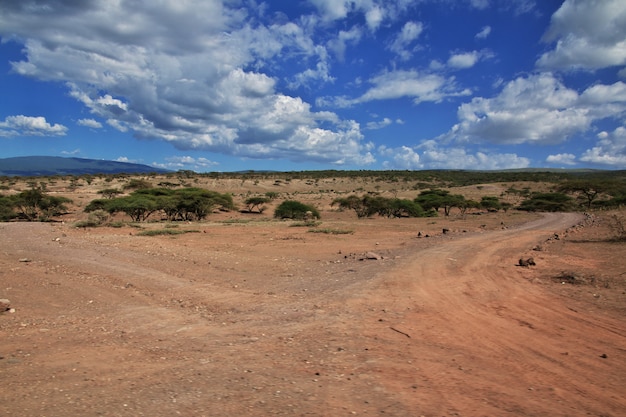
[
  {"x1": 0, "y1": 115, "x2": 67, "y2": 137},
  {"x1": 537, "y1": 0, "x2": 626, "y2": 71},
  {"x1": 77, "y1": 118, "x2": 103, "y2": 129},
  {"x1": 580, "y1": 127, "x2": 626, "y2": 166},
  {"x1": 379, "y1": 141, "x2": 530, "y2": 170},
  {"x1": 448, "y1": 73, "x2": 626, "y2": 145},
  {"x1": 546, "y1": 153, "x2": 577, "y2": 166},
  {"x1": 448, "y1": 51, "x2": 480, "y2": 69},
  {"x1": 320, "y1": 69, "x2": 471, "y2": 108},
  {"x1": 0, "y1": 1, "x2": 373, "y2": 166}
]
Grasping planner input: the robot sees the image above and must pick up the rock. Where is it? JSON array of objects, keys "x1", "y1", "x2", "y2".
[
  {"x1": 518, "y1": 257, "x2": 536, "y2": 267},
  {"x1": 364, "y1": 252, "x2": 382, "y2": 260},
  {"x1": 0, "y1": 299, "x2": 10, "y2": 312},
  {"x1": 556, "y1": 271, "x2": 587, "y2": 285},
  {"x1": 18, "y1": 258, "x2": 32, "y2": 263}
]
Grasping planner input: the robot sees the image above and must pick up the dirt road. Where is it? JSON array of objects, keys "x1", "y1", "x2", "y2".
[{"x1": 1, "y1": 212, "x2": 625, "y2": 416}]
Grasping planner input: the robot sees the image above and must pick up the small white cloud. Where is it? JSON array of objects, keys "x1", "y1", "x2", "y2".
[
  {"x1": 470, "y1": 0, "x2": 490, "y2": 10},
  {"x1": 546, "y1": 153, "x2": 577, "y2": 165},
  {"x1": 164, "y1": 156, "x2": 219, "y2": 169},
  {"x1": 448, "y1": 51, "x2": 480, "y2": 69},
  {"x1": 366, "y1": 117, "x2": 393, "y2": 130},
  {"x1": 0, "y1": 115, "x2": 67, "y2": 137},
  {"x1": 365, "y1": 6, "x2": 384, "y2": 32},
  {"x1": 77, "y1": 118, "x2": 103, "y2": 129},
  {"x1": 475, "y1": 26, "x2": 492, "y2": 40}
]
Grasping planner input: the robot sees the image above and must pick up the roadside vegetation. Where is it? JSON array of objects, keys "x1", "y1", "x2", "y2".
[{"x1": 0, "y1": 170, "x2": 624, "y2": 224}]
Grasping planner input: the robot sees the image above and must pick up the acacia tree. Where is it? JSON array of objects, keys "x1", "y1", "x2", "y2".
[
  {"x1": 332, "y1": 195, "x2": 426, "y2": 218},
  {"x1": 480, "y1": 196, "x2": 502, "y2": 211},
  {"x1": 244, "y1": 196, "x2": 270, "y2": 213},
  {"x1": 414, "y1": 189, "x2": 467, "y2": 216},
  {"x1": 518, "y1": 192, "x2": 576, "y2": 212},
  {"x1": 557, "y1": 179, "x2": 621, "y2": 209},
  {"x1": 10, "y1": 188, "x2": 72, "y2": 221},
  {"x1": 86, "y1": 187, "x2": 235, "y2": 222},
  {"x1": 106, "y1": 195, "x2": 159, "y2": 222}
]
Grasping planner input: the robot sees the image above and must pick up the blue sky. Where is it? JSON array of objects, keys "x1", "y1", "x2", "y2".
[{"x1": 1, "y1": 0, "x2": 626, "y2": 172}]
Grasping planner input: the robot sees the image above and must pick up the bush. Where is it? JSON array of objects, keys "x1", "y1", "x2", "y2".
[{"x1": 274, "y1": 200, "x2": 320, "y2": 220}]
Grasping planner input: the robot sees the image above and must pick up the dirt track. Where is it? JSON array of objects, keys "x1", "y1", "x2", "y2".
[{"x1": 1, "y1": 212, "x2": 625, "y2": 416}]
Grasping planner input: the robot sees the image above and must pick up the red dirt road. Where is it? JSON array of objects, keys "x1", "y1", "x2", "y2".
[{"x1": 1, "y1": 212, "x2": 625, "y2": 416}]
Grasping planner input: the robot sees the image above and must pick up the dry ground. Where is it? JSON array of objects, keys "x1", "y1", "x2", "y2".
[{"x1": 1, "y1": 176, "x2": 625, "y2": 416}]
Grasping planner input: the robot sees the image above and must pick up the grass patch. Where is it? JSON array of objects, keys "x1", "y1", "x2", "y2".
[
  {"x1": 308, "y1": 228, "x2": 353, "y2": 235},
  {"x1": 137, "y1": 229, "x2": 200, "y2": 236},
  {"x1": 290, "y1": 220, "x2": 322, "y2": 227}
]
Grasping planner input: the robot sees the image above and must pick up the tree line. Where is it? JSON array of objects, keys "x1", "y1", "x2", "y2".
[{"x1": 1, "y1": 177, "x2": 624, "y2": 223}]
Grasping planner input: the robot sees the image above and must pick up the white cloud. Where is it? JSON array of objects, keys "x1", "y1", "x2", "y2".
[
  {"x1": 164, "y1": 156, "x2": 220, "y2": 170},
  {"x1": 0, "y1": 1, "x2": 374, "y2": 166},
  {"x1": 327, "y1": 26, "x2": 362, "y2": 61},
  {"x1": 448, "y1": 51, "x2": 480, "y2": 69},
  {"x1": 580, "y1": 127, "x2": 626, "y2": 166},
  {"x1": 449, "y1": 73, "x2": 626, "y2": 146},
  {"x1": 77, "y1": 118, "x2": 103, "y2": 129},
  {"x1": 365, "y1": 6, "x2": 384, "y2": 31},
  {"x1": 308, "y1": 0, "x2": 414, "y2": 29},
  {"x1": 546, "y1": 153, "x2": 577, "y2": 165},
  {"x1": 388, "y1": 21, "x2": 423, "y2": 60},
  {"x1": 366, "y1": 117, "x2": 393, "y2": 130},
  {"x1": 379, "y1": 141, "x2": 530, "y2": 170},
  {"x1": 321, "y1": 69, "x2": 471, "y2": 108},
  {"x1": 475, "y1": 26, "x2": 492, "y2": 40},
  {"x1": 537, "y1": 0, "x2": 626, "y2": 71},
  {"x1": 469, "y1": 0, "x2": 490, "y2": 10},
  {"x1": 0, "y1": 115, "x2": 67, "y2": 137}
]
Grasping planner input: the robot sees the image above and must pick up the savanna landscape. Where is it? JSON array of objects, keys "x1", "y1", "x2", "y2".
[{"x1": 1, "y1": 169, "x2": 625, "y2": 416}]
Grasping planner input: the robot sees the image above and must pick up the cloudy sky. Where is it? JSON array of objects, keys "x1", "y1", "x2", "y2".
[{"x1": 1, "y1": 0, "x2": 626, "y2": 172}]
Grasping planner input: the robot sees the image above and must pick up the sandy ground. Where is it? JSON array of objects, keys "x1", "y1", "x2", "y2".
[{"x1": 1, "y1": 206, "x2": 625, "y2": 416}]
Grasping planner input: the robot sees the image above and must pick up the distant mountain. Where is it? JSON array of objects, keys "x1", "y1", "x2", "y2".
[{"x1": 0, "y1": 156, "x2": 171, "y2": 176}]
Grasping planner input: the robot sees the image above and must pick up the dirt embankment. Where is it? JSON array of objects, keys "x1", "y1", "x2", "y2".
[{"x1": 1, "y1": 212, "x2": 625, "y2": 416}]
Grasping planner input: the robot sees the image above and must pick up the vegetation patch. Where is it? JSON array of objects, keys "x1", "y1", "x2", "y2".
[
  {"x1": 290, "y1": 220, "x2": 322, "y2": 227},
  {"x1": 308, "y1": 228, "x2": 354, "y2": 235},
  {"x1": 136, "y1": 229, "x2": 200, "y2": 236}
]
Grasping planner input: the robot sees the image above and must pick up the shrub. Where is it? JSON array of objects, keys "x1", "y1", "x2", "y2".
[{"x1": 274, "y1": 200, "x2": 320, "y2": 220}]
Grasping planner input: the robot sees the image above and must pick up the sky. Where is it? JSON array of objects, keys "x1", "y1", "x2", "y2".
[{"x1": 1, "y1": 0, "x2": 626, "y2": 172}]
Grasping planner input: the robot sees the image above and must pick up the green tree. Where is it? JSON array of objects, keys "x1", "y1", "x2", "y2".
[
  {"x1": 10, "y1": 188, "x2": 72, "y2": 221},
  {"x1": 558, "y1": 179, "x2": 622, "y2": 209},
  {"x1": 332, "y1": 195, "x2": 370, "y2": 218},
  {"x1": 0, "y1": 195, "x2": 16, "y2": 221},
  {"x1": 518, "y1": 192, "x2": 576, "y2": 212},
  {"x1": 244, "y1": 196, "x2": 270, "y2": 213},
  {"x1": 274, "y1": 200, "x2": 320, "y2": 220},
  {"x1": 414, "y1": 189, "x2": 466, "y2": 216},
  {"x1": 106, "y1": 195, "x2": 159, "y2": 222},
  {"x1": 480, "y1": 196, "x2": 502, "y2": 211}
]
